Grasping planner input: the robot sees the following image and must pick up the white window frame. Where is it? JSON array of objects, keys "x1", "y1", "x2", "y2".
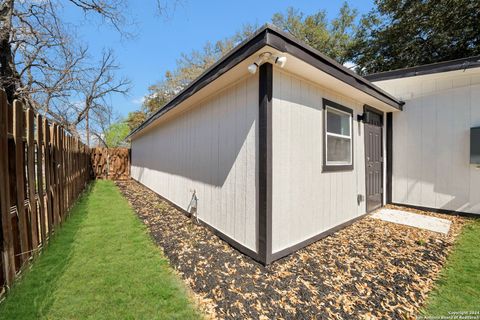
[{"x1": 323, "y1": 99, "x2": 354, "y2": 172}]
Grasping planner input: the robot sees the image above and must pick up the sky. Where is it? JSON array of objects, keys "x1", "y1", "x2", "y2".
[{"x1": 63, "y1": 0, "x2": 374, "y2": 119}]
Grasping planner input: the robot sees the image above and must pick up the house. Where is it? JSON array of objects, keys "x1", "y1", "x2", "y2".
[
  {"x1": 127, "y1": 25, "x2": 478, "y2": 265},
  {"x1": 366, "y1": 56, "x2": 480, "y2": 216}
]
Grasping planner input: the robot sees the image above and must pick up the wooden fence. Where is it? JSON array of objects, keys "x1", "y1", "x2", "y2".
[
  {"x1": 91, "y1": 148, "x2": 130, "y2": 180},
  {"x1": 0, "y1": 91, "x2": 91, "y2": 293}
]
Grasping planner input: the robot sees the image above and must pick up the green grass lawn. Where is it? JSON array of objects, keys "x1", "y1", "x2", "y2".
[
  {"x1": 422, "y1": 218, "x2": 480, "y2": 316},
  {"x1": 0, "y1": 180, "x2": 200, "y2": 320}
]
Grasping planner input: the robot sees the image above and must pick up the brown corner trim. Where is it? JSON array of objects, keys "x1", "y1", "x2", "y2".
[
  {"x1": 270, "y1": 212, "x2": 369, "y2": 262},
  {"x1": 130, "y1": 179, "x2": 262, "y2": 263},
  {"x1": 386, "y1": 113, "x2": 393, "y2": 203},
  {"x1": 391, "y1": 203, "x2": 480, "y2": 219},
  {"x1": 258, "y1": 62, "x2": 273, "y2": 265}
]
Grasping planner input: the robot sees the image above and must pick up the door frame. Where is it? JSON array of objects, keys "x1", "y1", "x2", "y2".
[{"x1": 363, "y1": 105, "x2": 384, "y2": 213}]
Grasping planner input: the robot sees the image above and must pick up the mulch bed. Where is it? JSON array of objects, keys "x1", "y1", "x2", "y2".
[{"x1": 116, "y1": 180, "x2": 468, "y2": 320}]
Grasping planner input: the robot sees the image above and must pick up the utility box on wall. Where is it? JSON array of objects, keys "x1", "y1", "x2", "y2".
[{"x1": 471, "y1": 127, "x2": 480, "y2": 164}]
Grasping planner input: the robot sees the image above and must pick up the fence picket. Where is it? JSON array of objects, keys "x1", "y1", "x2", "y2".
[
  {"x1": 1, "y1": 97, "x2": 92, "y2": 295},
  {"x1": 0, "y1": 91, "x2": 15, "y2": 286},
  {"x1": 36, "y1": 115, "x2": 46, "y2": 244},
  {"x1": 0, "y1": 91, "x2": 130, "y2": 296},
  {"x1": 13, "y1": 101, "x2": 29, "y2": 263},
  {"x1": 91, "y1": 148, "x2": 130, "y2": 180},
  {"x1": 57, "y1": 127, "x2": 63, "y2": 222},
  {"x1": 51, "y1": 124, "x2": 59, "y2": 228},
  {"x1": 26, "y1": 108, "x2": 39, "y2": 250},
  {"x1": 43, "y1": 118, "x2": 53, "y2": 237}
]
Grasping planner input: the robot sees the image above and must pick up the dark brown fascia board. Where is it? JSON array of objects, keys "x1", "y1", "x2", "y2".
[
  {"x1": 365, "y1": 55, "x2": 480, "y2": 82},
  {"x1": 127, "y1": 25, "x2": 403, "y2": 139},
  {"x1": 264, "y1": 27, "x2": 403, "y2": 110},
  {"x1": 126, "y1": 26, "x2": 270, "y2": 140}
]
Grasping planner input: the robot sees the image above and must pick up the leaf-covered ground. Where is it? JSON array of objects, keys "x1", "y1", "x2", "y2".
[{"x1": 116, "y1": 180, "x2": 467, "y2": 320}]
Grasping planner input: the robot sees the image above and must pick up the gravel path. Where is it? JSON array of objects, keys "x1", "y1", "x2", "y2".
[{"x1": 116, "y1": 180, "x2": 466, "y2": 320}]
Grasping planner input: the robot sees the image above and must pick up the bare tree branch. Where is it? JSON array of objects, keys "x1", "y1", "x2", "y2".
[
  {"x1": 77, "y1": 49, "x2": 130, "y2": 145},
  {"x1": 0, "y1": 0, "x2": 176, "y2": 143}
]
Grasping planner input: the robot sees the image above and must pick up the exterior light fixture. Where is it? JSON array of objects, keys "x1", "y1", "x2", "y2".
[
  {"x1": 275, "y1": 56, "x2": 287, "y2": 68},
  {"x1": 247, "y1": 63, "x2": 259, "y2": 74},
  {"x1": 247, "y1": 52, "x2": 287, "y2": 74}
]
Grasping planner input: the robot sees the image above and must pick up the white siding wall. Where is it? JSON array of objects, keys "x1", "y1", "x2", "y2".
[
  {"x1": 376, "y1": 71, "x2": 480, "y2": 214},
  {"x1": 131, "y1": 75, "x2": 259, "y2": 251},
  {"x1": 271, "y1": 69, "x2": 381, "y2": 253}
]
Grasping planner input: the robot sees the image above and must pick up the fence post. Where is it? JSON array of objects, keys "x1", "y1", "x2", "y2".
[
  {"x1": 26, "y1": 108, "x2": 39, "y2": 250},
  {"x1": 0, "y1": 91, "x2": 15, "y2": 287}
]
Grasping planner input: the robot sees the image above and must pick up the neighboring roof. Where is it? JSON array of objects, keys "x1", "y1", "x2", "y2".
[
  {"x1": 365, "y1": 55, "x2": 480, "y2": 82},
  {"x1": 128, "y1": 24, "x2": 403, "y2": 139}
]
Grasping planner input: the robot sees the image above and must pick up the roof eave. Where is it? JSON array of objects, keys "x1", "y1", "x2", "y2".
[
  {"x1": 127, "y1": 25, "x2": 403, "y2": 140},
  {"x1": 126, "y1": 26, "x2": 271, "y2": 140},
  {"x1": 365, "y1": 55, "x2": 480, "y2": 82},
  {"x1": 263, "y1": 26, "x2": 403, "y2": 111}
]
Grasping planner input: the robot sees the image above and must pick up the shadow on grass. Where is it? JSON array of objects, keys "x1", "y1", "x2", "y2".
[{"x1": 0, "y1": 181, "x2": 96, "y2": 319}]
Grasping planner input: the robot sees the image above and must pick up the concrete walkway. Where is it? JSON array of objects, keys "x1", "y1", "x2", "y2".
[{"x1": 371, "y1": 208, "x2": 452, "y2": 234}]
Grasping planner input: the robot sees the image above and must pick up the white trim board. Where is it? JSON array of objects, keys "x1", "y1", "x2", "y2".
[{"x1": 371, "y1": 208, "x2": 451, "y2": 234}]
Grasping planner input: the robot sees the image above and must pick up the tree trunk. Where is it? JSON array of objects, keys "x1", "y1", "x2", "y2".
[
  {"x1": 86, "y1": 108, "x2": 90, "y2": 147},
  {"x1": 0, "y1": 0, "x2": 20, "y2": 103}
]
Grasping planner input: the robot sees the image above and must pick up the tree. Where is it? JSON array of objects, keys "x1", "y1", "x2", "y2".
[
  {"x1": 0, "y1": 0, "x2": 128, "y2": 104},
  {"x1": 138, "y1": 24, "x2": 258, "y2": 118},
  {"x1": 77, "y1": 50, "x2": 130, "y2": 146},
  {"x1": 126, "y1": 111, "x2": 147, "y2": 131},
  {"x1": 104, "y1": 121, "x2": 130, "y2": 147},
  {"x1": 350, "y1": 0, "x2": 480, "y2": 74},
  {"x1": 0, "y1": 0, "x2": 178, "y2": 141},
  {"x1": 272, "y1": 3, "x2": 358, "y2": 64},
  {"x1": 131, "y1": 5, "x2": 359, "y2": 128}
]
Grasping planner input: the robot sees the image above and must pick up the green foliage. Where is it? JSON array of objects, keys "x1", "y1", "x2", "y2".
[
  {"x1": 0, "y1": 181, "x2": 200, "y2": 319},
  {"x1": 422, "y1": 218, "x2": 480, "y2": 315},
  {"x1": 126, "y1": 110, "x2": 147, "y2": 131},
  {"x1": 272, "y1": 3, "x2": 358, "y2": 64},
  {"x1": 105, "y1": 121, "x2": 130, "y2": 147},
  {"x1": 351, "y1": 0, "x2": 480, "y2": 74}
]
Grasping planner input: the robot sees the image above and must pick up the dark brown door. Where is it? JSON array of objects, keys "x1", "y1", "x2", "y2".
[{"x1": 365, "y1": 122, "x2": 383, "y2": 212}]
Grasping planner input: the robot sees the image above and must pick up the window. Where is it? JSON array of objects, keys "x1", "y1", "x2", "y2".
[{"x1": 323, "y1": 99, "x2": 353, "y2": 172}]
